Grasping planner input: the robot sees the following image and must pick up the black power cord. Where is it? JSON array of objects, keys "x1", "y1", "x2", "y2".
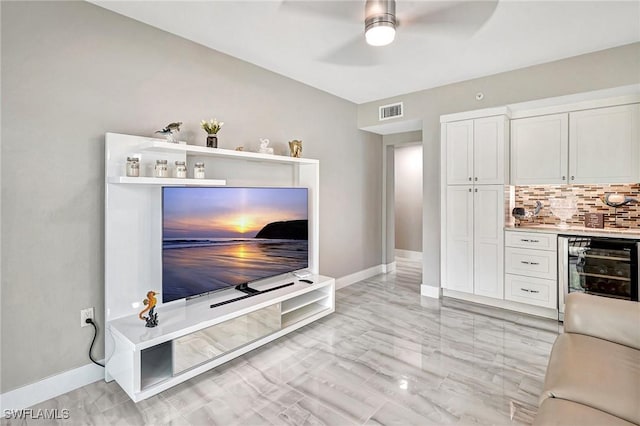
[{"x1": 85, "y1": 318, "x2": 105, "y2": 368}]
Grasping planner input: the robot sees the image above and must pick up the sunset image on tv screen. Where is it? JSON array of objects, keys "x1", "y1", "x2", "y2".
[{"x1": 162, "y1": 187, "x2": 308, "y2": 303}]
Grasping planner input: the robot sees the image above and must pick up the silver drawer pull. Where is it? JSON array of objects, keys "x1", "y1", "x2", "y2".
[
  {"x1": 520, "y1": 261, "x2": 530, "y2": 265},
  {"x1": 530, "y1": 262, "x2": 539, "y2": 265},
  {"x1": 520, "y1": 288, "x2": 540, "y2": 294},
  {"x1": 520, "y1": 238, "x2": 540, "y2": 243}
]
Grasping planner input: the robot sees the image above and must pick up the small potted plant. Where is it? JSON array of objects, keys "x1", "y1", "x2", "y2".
[{"x1": 201, "y1": 118, "x2": 224, "y2": 148}]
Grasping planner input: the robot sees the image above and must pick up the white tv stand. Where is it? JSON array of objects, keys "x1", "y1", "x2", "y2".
[
  {"x1": 108, "y1": 275, "x2": 334, "y2": 402},
  {"x1": 103, "y1": 133, "x2": 333, "y2": 402}
]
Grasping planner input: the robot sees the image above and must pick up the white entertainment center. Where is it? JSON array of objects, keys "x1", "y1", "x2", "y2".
[{"x1": 104, "y1": 133, "x2": 334, "y2": 402}]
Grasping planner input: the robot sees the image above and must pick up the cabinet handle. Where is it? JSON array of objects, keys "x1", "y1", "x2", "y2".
[
  {"x1": 520, "y1": 261, "x2": 530, "y2": 265},
  {"x1": 530, "y1": 262, "x2": 540, "y2": 265},
  {"x1": 520, "y1": 239, "x2": 530, "y2": 242},
  {"x1": 571, "y1": 176, "x2": 575, "y2": 180},
  {"x1": 520, "y1": 288, "x2": 540, "y2": 294},
  {"x1": 474, "y1": 177, "x2": 478, "y2": 181},
  {"x1": 468, "y1": 177, "x2": 472, "y2": 181},
  {"x1": 475, "y1": 188, "x2": 478, "y2": 193},
  {"x1": 562, "y1": 176, "x2": 566, "y2": 181},
  {"x1": 468, "y1": 188, "x2": 472, "y2": 192}
]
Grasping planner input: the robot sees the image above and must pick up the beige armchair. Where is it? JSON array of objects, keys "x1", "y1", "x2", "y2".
[{"x1": 534, "y1": 293, "x2": 640, "y2": 426}]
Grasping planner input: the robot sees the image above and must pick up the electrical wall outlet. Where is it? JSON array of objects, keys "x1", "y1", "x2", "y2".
[{"x1": 80, "y1": 307, "x2": 94, "y2": 328}]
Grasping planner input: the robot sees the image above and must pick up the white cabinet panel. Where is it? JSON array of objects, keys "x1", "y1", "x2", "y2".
[
  {"x1": 445, "y1": 186, "x2": 474, "y2": 293},
  {"x1": 505, "y1": 231, "x2": 557, "y2": 251},
  {"x1": 511, "y1": 113, "x2": 569, "y2": 184},
  {"x1": 569, "y1": 104, "x2": 640, "y2": 183},
  {"x1": 474, "y1": 116, "x2": 508, "y2": 184},
  {"x1": 473, "y1": 186, "x2": 505, "y2": 298},
  {"x1": 446, "y1": 120, "x2": 474, "y2": 185},
  {"x1": 505, "y1": 274, "x2": 557, "y2": 309},
  {"x1": 505, "y1": 247, "x2": 557, "y2": 280}
]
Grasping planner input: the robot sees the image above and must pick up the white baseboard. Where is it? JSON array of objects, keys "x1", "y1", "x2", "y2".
[
  {"x1": 0, "y1": 362, "x2": 104, "y2": 411},
  {"x1": 382, "y1": 261, "x2": 396, "y2": 273},
  {"x1": 335, "y1": 264, "x2": 386, "y2": 290},
  {"x1": 395, "y1": 249, "x2": 423, "y2": 260},
  {"x1": 421, "y1": 284, "x2": 441, "y2": 299}
]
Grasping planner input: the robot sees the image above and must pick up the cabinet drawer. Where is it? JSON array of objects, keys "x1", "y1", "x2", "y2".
[
  {"x1": 505, "y1": 247, "x2": 557, "y2": 280},
  {"x1": 505, "y1": 273, "x2": 557, "y2": 309},
  {"x1": 505, "y1": 231, "x2": 556, "y2": 251}
]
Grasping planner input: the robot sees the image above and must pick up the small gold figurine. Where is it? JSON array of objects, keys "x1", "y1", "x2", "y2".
[
  {"x1": 138, "y1": 291, "x2": 159, "y2": 328},
  {"x1": 289, "y1": 140, "x2": 302, "y2": 158}
]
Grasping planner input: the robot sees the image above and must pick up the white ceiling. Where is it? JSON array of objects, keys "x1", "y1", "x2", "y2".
[{"x1": 92, "y1": 0, "x2": 640, "y2": 104}]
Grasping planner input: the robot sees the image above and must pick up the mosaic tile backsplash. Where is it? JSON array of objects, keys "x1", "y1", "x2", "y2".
[{"x1": 514, "y1": 184, "x2": 640, "y2": 228}]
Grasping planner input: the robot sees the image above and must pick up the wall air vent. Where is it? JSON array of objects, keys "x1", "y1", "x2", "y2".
[{"x1": 379, "y1": 102, "x2": 403, "y2": 121}]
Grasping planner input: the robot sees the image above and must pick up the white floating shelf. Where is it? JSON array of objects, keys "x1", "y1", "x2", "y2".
[
  {"x1": 108, "y1": 176, "x2": 227, "y2": 186},
  {"x1": 132, "y1": 138, "x2": 318, "y2": 165}
]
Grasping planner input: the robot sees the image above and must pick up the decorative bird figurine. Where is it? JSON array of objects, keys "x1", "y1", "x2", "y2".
[
  {"x1": 155, "y1": 122, "x2": 182, "y2": 143},
  {"x1": 138, "y1": 291, "x2": 159, "y2": 328},
  {"x1": 601, "y1": 193, "x2": 638, "y2": 208}
]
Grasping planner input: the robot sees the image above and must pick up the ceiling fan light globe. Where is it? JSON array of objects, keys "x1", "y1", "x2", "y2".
[{"x1": 365, "y1": 24, "x2": 396, "y2": 46}]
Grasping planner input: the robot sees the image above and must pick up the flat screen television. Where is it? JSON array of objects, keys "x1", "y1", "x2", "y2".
[{"x1": 162, "y1": 187, "x2": 309, "y2": 303}]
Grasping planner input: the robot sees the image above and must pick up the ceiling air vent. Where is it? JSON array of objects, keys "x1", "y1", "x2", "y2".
[{"x1": 379, "y1": 102, "x2": 403, "y2": 121}]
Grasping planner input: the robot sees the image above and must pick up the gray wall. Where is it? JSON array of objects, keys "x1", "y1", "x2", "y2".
[
  {"x1": 359, "y1": 42, "x2": 640, "y2": 288},
  {"x1": 394, "y1": 144, "x2": 423, "y2": 252},
  {"x1": 0, "y1": 1, "x2": 382, "y2": 392}
]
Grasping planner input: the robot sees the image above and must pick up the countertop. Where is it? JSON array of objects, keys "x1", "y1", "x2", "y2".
[{"x1": 505, "y1": 224, "x2": 640, "y2": 239}]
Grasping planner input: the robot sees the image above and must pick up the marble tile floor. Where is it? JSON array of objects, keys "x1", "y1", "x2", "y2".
[{"x1": 6, "y1": 258, "x2": 562, "y2": 426}]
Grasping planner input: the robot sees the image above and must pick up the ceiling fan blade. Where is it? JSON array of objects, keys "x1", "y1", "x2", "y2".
[
  {"x1": 399, "y1": 0, "x2": 498, "y2": 37},
  {"x1": 318, "y1": 35, "x2": 386, "y2": 67},
  {"x1": 279, "y1": 0, "x2": 362, "y2": 22}
]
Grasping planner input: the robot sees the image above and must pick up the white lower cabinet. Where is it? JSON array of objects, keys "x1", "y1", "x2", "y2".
[
  {"x1": 444, "y1": 185, "x2": 504, "y2": 299},
  {"x1": 504, "y1": 230, "x2": 557, "y2": 309}
]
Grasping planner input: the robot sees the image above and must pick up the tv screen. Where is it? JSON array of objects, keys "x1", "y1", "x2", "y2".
[{"x1": 162, "y1": 187, "x2": 309, "y2": 303}]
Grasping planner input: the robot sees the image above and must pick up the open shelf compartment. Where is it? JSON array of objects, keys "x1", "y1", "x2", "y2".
[
  {"x1": 140, "y1": 341, "x2": 173, "y2": 390},
  {"x1": 281, "y1": 288, "x2": 330, "y2": 315},
  {"x1": 281, "y1": 301, "x2": 330, "y2": 328}
]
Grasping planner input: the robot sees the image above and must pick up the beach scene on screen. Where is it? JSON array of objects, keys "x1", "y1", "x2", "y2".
[{"x1": 162, "y1": 187, "x2": 308, "y2": 302}]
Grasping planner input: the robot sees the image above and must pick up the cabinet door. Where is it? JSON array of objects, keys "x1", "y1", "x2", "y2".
[
  {"x1": 444, "y1": 186, "x2": 474, "y2": 293},
  {"x1": 473, "y1": 185, "x2": 504, "y2": 299},
  {"x1": 474, "y1": 116, "x2": 508, "y2": 184},
  {"x1": 511, "y1": 113, "x2": 569, "y2": 184},
  {"x1": 446, "y1": 120, "x2": 474, "y2": 185},
  {"x1": 569, "y1": 104, "x2": 639, "y2": 183}
]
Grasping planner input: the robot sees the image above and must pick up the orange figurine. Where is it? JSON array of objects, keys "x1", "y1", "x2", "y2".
[{"x1": 139, "y1": 291, "x2": 159, "y2": 328}]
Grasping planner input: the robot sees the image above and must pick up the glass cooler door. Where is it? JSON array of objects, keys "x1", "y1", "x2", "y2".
[{"x1": 567, "y1": 237, "x2": 637, "y2": 301}]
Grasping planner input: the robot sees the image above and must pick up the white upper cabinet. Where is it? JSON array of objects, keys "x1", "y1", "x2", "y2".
[
  {"x1": 474, "y1": 116, "x2": 509, "y2": 184},
  {"x1": 511, "y1": 113, "x2": 569, "y2": 185},
  {"x1": 446, "y1": 116, "x2": 508, "y2": 185},
  {"x1": 569, "y1": 104, "x2": 639, "y2": 183},
  {"x1": 511, "y1": 103, "x2": 640, "y2": 185},
  {"x1": 446, "y1": 120, "x2": 474, "y2": 185}
]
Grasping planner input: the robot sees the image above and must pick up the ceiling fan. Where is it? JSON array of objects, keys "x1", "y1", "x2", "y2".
[{"x1": 281, "y1": 0, "x2": 499, "y2": 66}]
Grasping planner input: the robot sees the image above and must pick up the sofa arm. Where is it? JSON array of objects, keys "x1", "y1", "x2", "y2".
[{"x1": 564, "y1": 293, "x2": 640, "y2": 350}]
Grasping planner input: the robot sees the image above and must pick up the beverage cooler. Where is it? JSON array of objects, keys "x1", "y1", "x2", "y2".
[{"x1": 558, "y1": 236, "x2": 639, "y2": 319}]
